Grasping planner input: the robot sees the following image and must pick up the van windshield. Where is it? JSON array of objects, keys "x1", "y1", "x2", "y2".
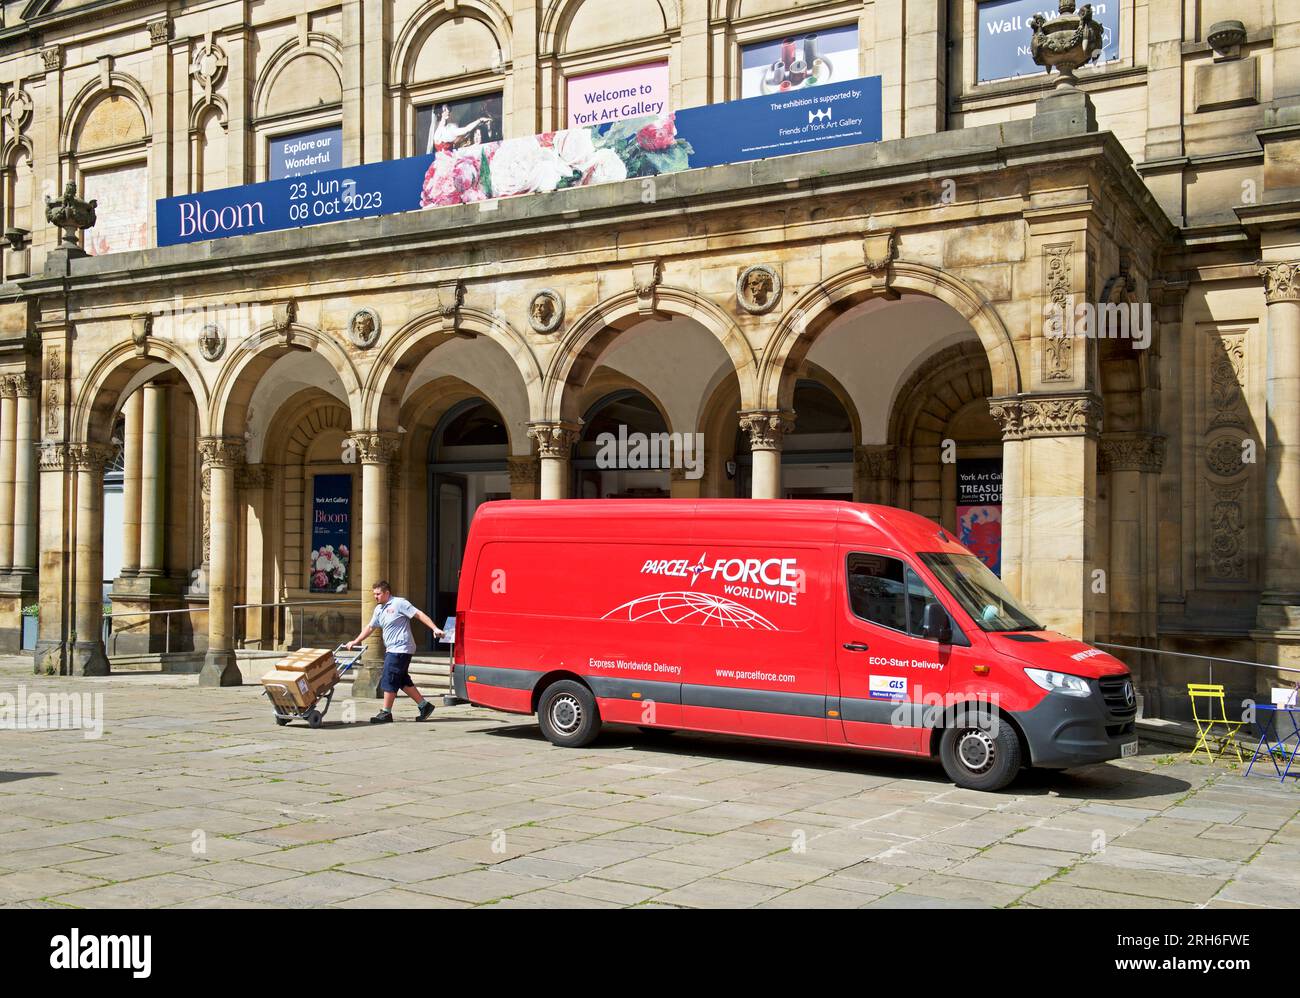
[{"x1": 918, "y1": 553, "x2": 1041, "y2": 632}]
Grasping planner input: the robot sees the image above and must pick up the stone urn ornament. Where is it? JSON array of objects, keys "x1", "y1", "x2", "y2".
[
  {"x1": 44, "y1": 181, "x2": 97, "y2": 249},
  {"x1": 1029, "y1": 0, "x2": 1105, "y2": 89}
]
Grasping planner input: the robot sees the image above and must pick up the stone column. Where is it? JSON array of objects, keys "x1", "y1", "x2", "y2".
[
  {"x1": 738, "y1": 410, "x2": 795, "y2": 500},
  {"x1": 119, "y1": 390, "x2": 143, "y2": 576},
  {"x1": 1256, "y1": 262, "x2": 1300, "y2": 636},
  {"x1": 0, "y1": 381, "x2": 16, "y2": 573},
  {"x1": 508, "y1": 456, "x2": 539, "y2": 500},
  {"x1": 351, "y1": 431, "x2": 400, "y2": 697},
  {"x1": 139, "y1": 381, "x2": 167, "y2": 576},
  {"x1": 70, "y1": 443, "x2": 114, "y2": 676},
  {"x1": 991, "y1": 393, "x2": 1101, "y2": 640},
  {"x1": 1099, "y1": 433, "x2": 1165, "y2": 643},
  {"x1": 198, "y1": 437, "x2": 244, "y2": 686},
  {"x1": 855, "y1": 445, "x2": 897, "y2": 505},
  {"x1": 527, "y1": 422, "x2": 580, "y2": 500},
  {"x1": 239, "y1": 464, "x2": 274, "y2": 649}
]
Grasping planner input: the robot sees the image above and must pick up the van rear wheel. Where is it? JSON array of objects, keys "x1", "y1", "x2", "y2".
[
  {"x1": 538, "y1": 680, "x2": 602, "y2": 748},
  {"x1": 939, "y1": 712, "x2": 1021, "y2": 791}
]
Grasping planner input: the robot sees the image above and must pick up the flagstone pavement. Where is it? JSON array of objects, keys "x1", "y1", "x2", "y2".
[{"x1": 1, "y1": 657, "x2": 1297, "y2": 909}]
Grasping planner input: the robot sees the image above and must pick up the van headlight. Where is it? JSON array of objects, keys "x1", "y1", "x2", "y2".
[{"x1": 1024, "y1": 668, "x2": 1092, "y2": 698}]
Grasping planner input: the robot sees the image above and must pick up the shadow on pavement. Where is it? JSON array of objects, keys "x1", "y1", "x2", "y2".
[{"x1": 481, "y1": 722, "x2": 1194, "y2": 798}]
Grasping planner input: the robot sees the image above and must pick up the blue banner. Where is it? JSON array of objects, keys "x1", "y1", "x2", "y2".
[
  {"x1": 309, "y1": 474, "x2": 352, "y2": 594},
  {"x1": 270, "y1": 126, "x2": 343, "y2": 180},
  {"x1": 976, "y1": 0, "x2": 1120, "y2": 82},
  {"x1": 156, "y1": 76, "x2": 882, "y2": 247}
]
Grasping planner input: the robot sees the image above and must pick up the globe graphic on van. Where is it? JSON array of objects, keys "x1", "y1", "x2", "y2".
[{"x1": 602, "y1": 591, "x2": 778, "y2": 630}]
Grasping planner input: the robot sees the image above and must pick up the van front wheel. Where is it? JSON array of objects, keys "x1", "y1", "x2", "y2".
[
  {"x1": 939, "y1": 714, "x2": 1021, "y2": 791},
  {"x1": 538, "y1": 680, "x2": 602, "y2": 748}
]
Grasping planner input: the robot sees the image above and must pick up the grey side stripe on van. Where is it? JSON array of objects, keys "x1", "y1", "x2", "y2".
[
  {"x1": 587, "y1": 676, "x2": 682, "y2": 705},
  {"x1": 681, "y1": 684, "x2": 825, "y2": 719},
  {"x1": 461, "y1": 664, "x2": 939, "y2": 727}
]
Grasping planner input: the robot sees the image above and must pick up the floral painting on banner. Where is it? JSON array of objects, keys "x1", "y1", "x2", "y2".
[{"x1": 420, "y1": 115, "x2": 694, "y2": 208}]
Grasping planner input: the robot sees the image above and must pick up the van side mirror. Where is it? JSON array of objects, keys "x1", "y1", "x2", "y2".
[{"x1": 922, "y1": 602, "x2": 953, "y2": 644}]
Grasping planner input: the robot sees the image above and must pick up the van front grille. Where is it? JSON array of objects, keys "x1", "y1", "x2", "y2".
[{"x1": 1099, "y1": 675, "x2": 1137, "y2": 719}]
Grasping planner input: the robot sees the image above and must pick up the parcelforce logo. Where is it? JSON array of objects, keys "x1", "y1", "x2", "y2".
[
  {"x1": 640, "y1": 554, "x2": 802, "y2": 591},
  {"x1": 50, "y1": 930, "x2": 151, "y2": 978}
]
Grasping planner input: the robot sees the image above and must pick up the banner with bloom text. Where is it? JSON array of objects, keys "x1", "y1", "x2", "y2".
[{"x1": 156, "y1": 76, "x2": 882, "y2": 246}]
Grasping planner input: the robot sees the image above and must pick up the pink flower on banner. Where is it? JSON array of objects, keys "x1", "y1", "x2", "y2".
[
  {"x1": 312, "y1": 570, "x2": 328, "y2": 589},
  {"x1": 338, "y1": 545, "x2": 349, "y2": 558},
  {"x1": 538, "y1": 132, "x2": 557, "y2": 148},
  {"x1": 420, "y1": 152, "x2": 485, "y2": 207},
  {"x1": 636, "y1": 114, "x2": 676, "y2": 152}
]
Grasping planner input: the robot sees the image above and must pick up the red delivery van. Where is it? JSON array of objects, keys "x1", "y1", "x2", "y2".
[{"x1": 449, "y1": 499, "x2": 1137, "y2": 791}]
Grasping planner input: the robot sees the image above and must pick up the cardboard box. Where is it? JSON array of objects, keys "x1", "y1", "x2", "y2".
[
  {"x1": 276, "y1": 649, "x2": 337, "y2": 691},
  {"x1": 261, "y1": 669, "x2": 317, "y2": 710}
]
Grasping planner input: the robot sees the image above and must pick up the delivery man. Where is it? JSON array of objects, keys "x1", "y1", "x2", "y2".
[{"x1": 345, "y1": 580, "x2": 444, "y2": 724}]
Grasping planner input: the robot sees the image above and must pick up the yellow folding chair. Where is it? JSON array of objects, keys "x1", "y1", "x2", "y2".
[{"x1": 1187, "y1": 683, "x2": 1247, "y2": 763}]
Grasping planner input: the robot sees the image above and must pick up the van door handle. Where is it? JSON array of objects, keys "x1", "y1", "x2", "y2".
[{"x1": 842, "y1": 642, "x2": 869, "y2": 652}]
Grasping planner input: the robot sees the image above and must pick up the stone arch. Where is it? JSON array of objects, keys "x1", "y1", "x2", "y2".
[
  {"x1": 542, "y1": 287, "x2": 758, "y2": 423},
  {"x1": 3, "y1": 136, "x2": 35, "y2": 232},
  {"x1": 189, "y1": 93, "x2": 229, "y2": 132},
  {"x1": 73, "y1": 339, "x2": 211, "y2": 445},
  {"x1": 62, "y1": 75, "x2": 152, "y2": 154},
  {"x1": 392, "y1": 0, "x2": 513, "y2": 83},
  {"x1": 886, "y1": 340, "x2": 997, "y2": 522},
  {"x1": 539, "y1": 0, "x2": 678, "y2": 55},
  {"x1": 574, "y1": 371, "x2": 674, "y2": 435},
  {"x1": 210, "y1": 324, "x2": 363, "y2": 440},
  {"x1": 801, "y1": 360, "x2": 864, "y2": 447},
  {"x1": 757, "y1": 260, "x2": 1022, "y2": 411},
  {"x1": 253, "y1": 35, "x2": 344, "y2": 119},
  {"x1": 363, "y1": 307, "x2": 542, "y2": 432},
  {"x1": 397, "y1": 375, "x2": 520, "y2": 465}
]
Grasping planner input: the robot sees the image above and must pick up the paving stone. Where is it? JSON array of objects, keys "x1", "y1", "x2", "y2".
[
  {"x1": 1056, "y1": 863, "x2": 1225, "y2": 903},
  {"x1": 652, "y1": 877, "x2": 786, "y2": 908}
]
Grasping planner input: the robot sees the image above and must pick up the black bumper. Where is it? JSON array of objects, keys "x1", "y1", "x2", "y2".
[
  {"x1": 1012, "y1": 678, "x2": 1138, "y2": 769},
  {"x1": 444, "y1": 663, "x2": 470, "y2": 706}
]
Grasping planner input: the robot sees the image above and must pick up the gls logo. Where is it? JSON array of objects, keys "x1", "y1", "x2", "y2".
[{"x1": 50, "y1": 930, "x2": 152, "y2": 979}]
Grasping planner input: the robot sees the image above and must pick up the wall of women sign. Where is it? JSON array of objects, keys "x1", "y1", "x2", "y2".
[
  {"x1": 155, "y1": 76, "x2": 882, "y2": 245},
  {"x1": 309, "y1": 474, "x2": 352, "y2": 593}
]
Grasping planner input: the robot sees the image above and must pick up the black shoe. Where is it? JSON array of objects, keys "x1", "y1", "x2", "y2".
[
  {"x1": 416, "y1": 700, "x2": 436, "y2": 722},
  {"x1": 369, "y1": 710, "x2": 394, "y2": 724}
]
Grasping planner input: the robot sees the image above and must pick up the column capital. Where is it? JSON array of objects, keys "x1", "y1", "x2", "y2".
[
  {"x1": 39, "y1": 441, "x2": 66, "y2": 471},
  {"x1": 855, "y1": 444, "x2": 897, "y2": 479},
  {"x1": 738, "y1": 409, "x2": 796, "y2": 451},
  {"x1": 67, "y1": 442, "x2": 116, "y2": 474},
  {"x1": 0, "y1": 377, "x2": 16, "y2": 400},
  {"x1": 508, "y1": 455, "x2": 539, "y2": 485},
  {"x1": 989, "y1": 392, "x2": 1102, "y2": 441},
  {"x1": 1099, "y1": 432, "x2": 1166, "y2": 473},
  {"x1": 236, "y1": 463, "x2": 275, "y2": 491},
  {"x1": 527, "y1": 421, "x2": 581, "y2": 459},
  {"x1": 11, "y1": 373, "x2": 38, "y2": 398},
  {"x1": 198, "y1": 436, "x2": 246, "y2": 469},
  {"x1": 1259, "y1": 261, "x2": 1300, "y2": 304},
  {"x1": 350, "y1": 430, "x2": 401, "y2": 465}
]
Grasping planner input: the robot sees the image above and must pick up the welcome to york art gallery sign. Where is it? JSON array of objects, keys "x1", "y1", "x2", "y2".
[{"x1": 155, "y1": 77, "x2": 883, "y2": 247}]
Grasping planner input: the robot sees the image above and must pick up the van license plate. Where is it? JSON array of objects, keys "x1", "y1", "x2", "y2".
[{"x1": 1121, "y1": 740, "x2": 1138, "y2": 758}]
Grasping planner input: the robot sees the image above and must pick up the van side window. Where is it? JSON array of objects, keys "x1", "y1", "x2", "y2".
[
  {"x1": 847, "y1": 554, "x2": 949, "y2": 640},
  {"x1": 847, "y1": 554, "x2": 908, "y2": 632}
]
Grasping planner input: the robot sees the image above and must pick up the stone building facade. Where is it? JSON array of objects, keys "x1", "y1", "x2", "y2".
[{"x1": 0, "y1": 0, "x2": 1296, "y2": 712}]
